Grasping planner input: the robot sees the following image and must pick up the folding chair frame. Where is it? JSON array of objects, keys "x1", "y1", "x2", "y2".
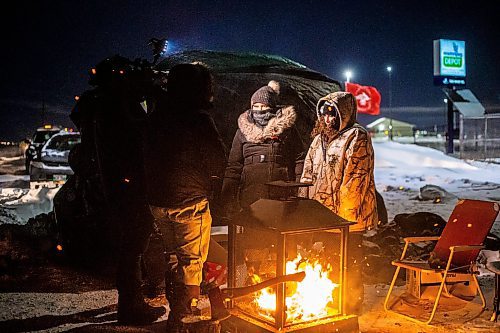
[{"x1": 384, "y1": 236, "x2": 486, "y2": 325}]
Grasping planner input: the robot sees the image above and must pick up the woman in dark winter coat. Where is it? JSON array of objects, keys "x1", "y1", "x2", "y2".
[{"x1": 221, "y1": 81, "x2": 305, "y2": 212}]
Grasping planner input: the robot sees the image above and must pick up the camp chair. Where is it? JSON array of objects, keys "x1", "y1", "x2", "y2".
[{"x1": 384, "y1": 199, "x2": 500, "y2": 325}]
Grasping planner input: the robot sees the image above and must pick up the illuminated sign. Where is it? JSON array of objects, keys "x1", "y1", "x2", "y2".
[{"x1": 433, "y1": 39, "x2": 466, "y2": 86}]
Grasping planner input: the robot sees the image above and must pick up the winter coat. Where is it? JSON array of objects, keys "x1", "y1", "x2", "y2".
[
  {"x1": 144, "y1": 96, "x2": 227, "y2": 208},
  {"x1": 221, "y1": 106, "x2": 305, "y2": 209},
  {"x1": 299, "y1": 92, "x2": 377, "y2": 232},
  {"x1": 70, "y1": 86, "x2": 149, "y2": 206}
]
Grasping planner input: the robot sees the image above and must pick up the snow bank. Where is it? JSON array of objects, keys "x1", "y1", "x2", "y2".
[
  {"x1": 0, "y1": 156, "x2": 24, "y2": 162},
  {"x1": 373, "y1": 141, "x2": 500, "y2": 191},
  {"x1": 0, "y1": 186, "x2": 60, "y2": 224},
  {"x1": 0, "y1": 174, "x2": 28, "y2": 183}
]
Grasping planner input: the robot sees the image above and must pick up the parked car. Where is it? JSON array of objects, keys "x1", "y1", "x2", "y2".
[
  {"x1": 25, "y1": 125, "x2": 63, "y2": 172},
  {"x1": 29, "y1": 131, "x2": 81, "y2": 183}
]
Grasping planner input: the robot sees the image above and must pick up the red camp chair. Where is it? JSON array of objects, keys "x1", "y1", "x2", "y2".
[{"x1": 384, "y1": 199, "x2": 500, "y2": 324}]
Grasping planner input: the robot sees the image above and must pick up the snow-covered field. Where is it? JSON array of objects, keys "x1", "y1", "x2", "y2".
[
  {"x1": 373, "y1": 140, "x2": 500, "y2": 234},
  {"x1": 1, "y1": 141, "x2": 500, "y2": 332}
]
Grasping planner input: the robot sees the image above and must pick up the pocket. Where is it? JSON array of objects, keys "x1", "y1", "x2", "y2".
[
  {"x1": 169, "y1": 205, "x2": 197, "y2": 223},
  {"x1": 169, "y1": 199, "x2": 210, "y2": 223},
  {"x1": 195, "y1": 199, "x2": 210, "y2": 215}
]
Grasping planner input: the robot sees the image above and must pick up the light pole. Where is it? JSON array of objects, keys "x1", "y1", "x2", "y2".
[
  {"x1": 387, "y1": 66, "x2": 393, "y2": 141},
  {"x1": 443, "y1": 98, "x2": 448, "y2": 135},
  {"x1": 344, "y1": 70, "x2": 352, "y2": 83}
]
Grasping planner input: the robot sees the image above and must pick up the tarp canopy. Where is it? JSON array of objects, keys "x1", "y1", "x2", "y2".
[
  {"x1": 156, "y1": 50, "x2": 342, "y2": 146},
  {"x1": 444, "y1": 89, "x2": 485, "y2": 118}
]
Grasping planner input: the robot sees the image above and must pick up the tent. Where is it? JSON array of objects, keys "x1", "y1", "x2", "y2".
[{"x1": 156, "y1": 50, "x2": 342, "y2": 145}]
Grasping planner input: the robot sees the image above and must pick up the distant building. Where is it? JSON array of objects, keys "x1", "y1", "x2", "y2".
[{"x1": 366, "y1": 117, "x2": 416, "y2": 138}]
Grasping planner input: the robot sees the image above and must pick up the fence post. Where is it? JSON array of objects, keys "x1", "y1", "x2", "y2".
[
  {"x1": 459, "y1": 114, "x2": 464, "y2": 159},
  {"x1": 446, "y1": 98, "x2": 454, "y2": 154},
  {"x1": 484, "y1": 116, "x2": 488, "y2": 159}
]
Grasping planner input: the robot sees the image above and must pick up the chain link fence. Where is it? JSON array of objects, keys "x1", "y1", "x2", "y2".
[
  {"x1": 373, "y1": 114, "x2": 500, "y2": 161},
  {"x1": 460, "y1": 114, "x2": 500, "y2": 160}
]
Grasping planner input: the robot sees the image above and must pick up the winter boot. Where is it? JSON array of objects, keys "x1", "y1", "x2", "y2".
[
  {"x1": 117, "y1": 293, "x2": 166, "y2": 326},
  {"x1": 167, "y1": 285, "x2": 206, "y2": 328},
  {"x1": 208, "y1": 287, "x2": 230, "y2": 321}
]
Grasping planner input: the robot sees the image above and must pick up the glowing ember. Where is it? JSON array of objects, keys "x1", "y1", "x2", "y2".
[{"x1": 254, "y1": 255, "x2": 338, "y2": 323}]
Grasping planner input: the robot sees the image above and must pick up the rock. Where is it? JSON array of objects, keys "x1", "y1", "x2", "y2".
[{"x1": 418, "y1": 184, "x2": 456, "y2": 202}]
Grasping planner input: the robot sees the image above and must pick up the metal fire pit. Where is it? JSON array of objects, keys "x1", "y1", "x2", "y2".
[{"x1": 223, "y1": 182, "x2": 359, "y2": 333}]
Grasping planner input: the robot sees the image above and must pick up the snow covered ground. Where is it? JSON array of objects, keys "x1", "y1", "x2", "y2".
[
  {"x1": 373, "y1": 140, "x2": 500, "y2": 236},
  {"x1": 3, "y1": 140, "x2": 500, "y2": 227},
  {"x1": 3, "y1": 140, "x2": 500, "y2": 232},
  {"x1": 1, "y1": 141, "x2": 500, "y2": 332},
  {"x1": 0, "y1": 181, "x2": 59, "y2": 224}
]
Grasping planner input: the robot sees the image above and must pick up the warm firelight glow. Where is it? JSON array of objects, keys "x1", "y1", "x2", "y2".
[{"x1": 254, "y1": 255, "x2": 338, "y2": 323}]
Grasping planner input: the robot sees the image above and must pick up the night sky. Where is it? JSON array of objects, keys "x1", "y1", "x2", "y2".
[{"x1": 1, "y1": 0, "x2": 498, "y2": 141}]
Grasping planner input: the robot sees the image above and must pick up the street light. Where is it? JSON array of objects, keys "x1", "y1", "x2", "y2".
[
  {"x1": 386, "y1": 66, "x2": 393, "y2": 141},
  {"x1": 344, "y1": 70, "x2": 352, "y2": 83}
]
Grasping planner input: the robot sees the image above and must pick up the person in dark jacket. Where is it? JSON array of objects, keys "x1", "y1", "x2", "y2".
[
  {"x1": 69, "y1": 56, "x2": 166, "y2": 326},
  {"x1": 144, "y1": 63, "x2": 227, "y2": 329},
  {"x1": 221, "y1": 81, "x2": 304, "y2": 212}
]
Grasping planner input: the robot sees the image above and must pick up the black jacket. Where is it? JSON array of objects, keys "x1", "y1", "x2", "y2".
[
  {"x1": 221, "y1": 106, "x2": 304, "y2": 209},
  {"x1": 144, "y1": 96, "x2": 227, "y2": 208}
]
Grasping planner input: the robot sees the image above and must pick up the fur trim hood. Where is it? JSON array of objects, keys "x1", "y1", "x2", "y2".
[{"x1": 238, "y1": 106, "x2": 296, "y2": 143}]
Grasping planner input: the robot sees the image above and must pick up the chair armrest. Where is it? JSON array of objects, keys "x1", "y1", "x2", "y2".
[
  {"x1": 450, "y1": 245, "x2": 484, "y2": 252},
  {"x1": 403, "y1": 236, "x2": 440, "y2": 243},
  {"x1": 398, "y1": 236, "x2": 441, "y2": 261}
]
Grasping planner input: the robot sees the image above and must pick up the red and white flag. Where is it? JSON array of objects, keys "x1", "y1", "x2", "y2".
[{"x1": 345, "y1": 82, "x2": 381, "y2": 115}]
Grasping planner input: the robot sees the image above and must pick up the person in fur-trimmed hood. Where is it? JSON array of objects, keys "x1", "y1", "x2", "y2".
[
  {"x1": 221, "y1": 81, "x2": 305, "y2": 212},
  {"x1": 299, "y1": 91, "x2": 377, "y2": 231},
  {"x1": 299, "y1": 91, "x2": 377, "y2": 313}
]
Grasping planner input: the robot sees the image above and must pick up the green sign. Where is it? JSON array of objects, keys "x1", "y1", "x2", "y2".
[
  {"x1": 444, "y1": 56, "x2": 462, "y2": 67},
  {"x1": 433, "y1": 39, "x2": 466, "y2": 78}
]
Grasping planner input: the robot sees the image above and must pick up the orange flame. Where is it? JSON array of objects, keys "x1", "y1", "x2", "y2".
[{"x1": 254, "y1": 255, "x2": 338, "y2": 323}]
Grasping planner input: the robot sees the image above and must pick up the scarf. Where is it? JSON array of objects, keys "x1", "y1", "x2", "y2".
[{"x1": 249, "y1": 108, "x2": 280, "y2": 127}]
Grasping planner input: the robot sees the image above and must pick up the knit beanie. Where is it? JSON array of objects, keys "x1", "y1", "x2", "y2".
[{"x1": 250, "y1": 81, "x2": 280, "y2": 108}]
